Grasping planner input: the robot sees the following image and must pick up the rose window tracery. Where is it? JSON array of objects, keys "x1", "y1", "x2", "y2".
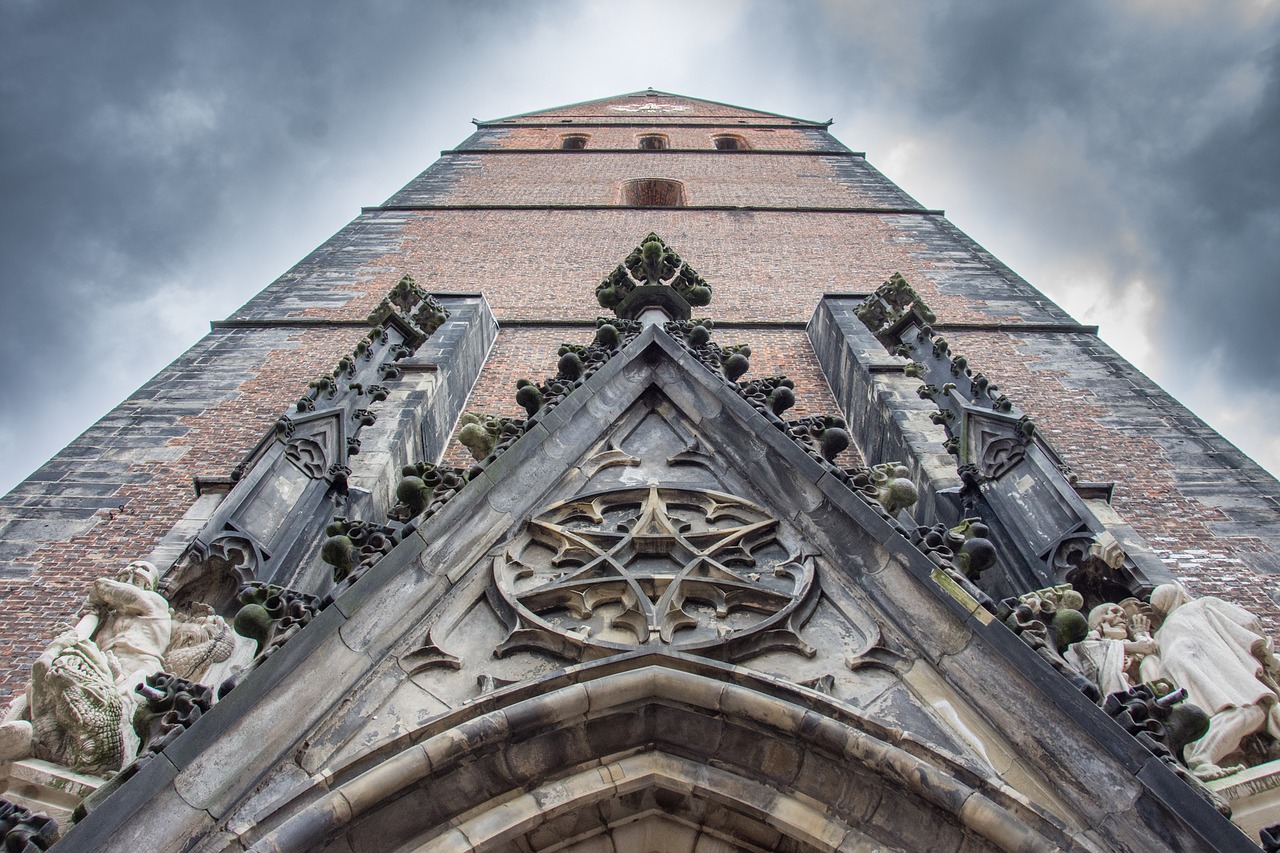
[{"x1": 493, "y1": 485, "x2": 815, "y2": 659}]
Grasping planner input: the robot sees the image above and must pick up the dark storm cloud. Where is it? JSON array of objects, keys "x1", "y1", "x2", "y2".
[
  {"x1": 754, "y1": 0, "x2": 1280, "y2": 466},
  {"x1": 0, "y1": 0, "x2": 535, "y2": 492},
  {"x1": 913, "y1": 2, "x2": 1280, "y2": 375},
  {"x1": 3, "y1": 0, "x2": 1279, "y2": 493},
  {"x1": 1156, "y1": 43, "x2": 1280, "y2": 361}
]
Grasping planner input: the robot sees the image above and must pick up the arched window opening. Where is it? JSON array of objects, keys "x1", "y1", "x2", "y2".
[
  {"x1": 713, "y1": 134, "x2": 748, "y2": 151},
  {"x1": 621, "y1": 178, "x2": 686, "y2": 207},
  {"x1": 637, "y1": 135, "x2": 668, "y2": 151},
  {"x1": 560, "y1": 135, "x2": 589, "y2": 150}
]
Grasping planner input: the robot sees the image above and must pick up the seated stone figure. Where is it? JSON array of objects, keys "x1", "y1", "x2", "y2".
[
  {"x1": 0, "y1": 561, "x2": 239, "y2": 775},
  {"x1": 1065, "y1": 601, "x2": 1157, "y2": 697},
  {"x1": 1140, "y1": 582, "x2": 1280, "y2": 780}
]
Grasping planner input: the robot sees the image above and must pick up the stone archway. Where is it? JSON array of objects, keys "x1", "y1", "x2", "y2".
[{"x1": 243, "y1": 656, "x2": 1075, "y2": 852}]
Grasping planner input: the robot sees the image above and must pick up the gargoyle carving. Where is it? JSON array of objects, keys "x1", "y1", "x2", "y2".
[{"x1": 0, "y1": 562, "x2": 243, "y2": 776}]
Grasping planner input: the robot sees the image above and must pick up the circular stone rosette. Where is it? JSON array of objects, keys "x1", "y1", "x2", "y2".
[{"x1": 493, "y1": 485, "x2": 815, "y2": 660}]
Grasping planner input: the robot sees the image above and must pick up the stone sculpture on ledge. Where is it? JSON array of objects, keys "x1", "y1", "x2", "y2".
[
  {"x1": 1065, "y1": 601, "x2": 1158, "y2": 697},
  {"x1": 0, "y1": 561, "x2": 244, "y2": 776},
  {"x1": 1141, "y1": 582, "x2": 1280, "y2": 779}
]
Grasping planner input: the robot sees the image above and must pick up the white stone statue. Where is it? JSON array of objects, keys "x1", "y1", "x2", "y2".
[
  {"x1": 0, "y1": 560, "x2": 242, "y2": 775},
  {"x1": 1140, "y1": 582, "x2": 1280, "y2": 780},
  {"x1": 1066, "y1": 601, "x2": 1157, "y2": 696},
  {"x1": 82, "y1": 560, "x2": 172, "y2": 693}
]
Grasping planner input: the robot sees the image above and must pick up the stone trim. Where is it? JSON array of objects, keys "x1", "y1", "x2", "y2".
[
  {"x1": 442, "y1": 147, "x2": 866, "y2": 156},
  {"x1": 241, "y1": 658, "x2": 1077, "y2": 853},
  {"x1": 364, "y1": 203, "x2": 945, "y2": 214}
]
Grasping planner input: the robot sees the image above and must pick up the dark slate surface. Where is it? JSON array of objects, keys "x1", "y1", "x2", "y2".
[
  {"x1": 379, "y1": 153, "x2": 482, "y2": 208},
  {"x1": 453, "y1": 127, "x2": 512, "y2": 151},
  {"x1": 802, "y1": 126, "x2": 850, "y2": 152},
  {"x1": 52, "y1": 752, "x2": 189, "y2": 853},
  {"x1": 227, "y1": 211, "x2": 415, "y2": 321},
  {"x1": 891, "y1": 213, "x2": 1082, "y2": 324},
  {"x1": 0, "y1": 326, "x2": 319, "y2": 572},
  {"x1": 1134, "y1": 757, "x2": 1261, "y2": 852},
  {"x1": 824, "y1": 155, "x2": 927, "y2": 210}
]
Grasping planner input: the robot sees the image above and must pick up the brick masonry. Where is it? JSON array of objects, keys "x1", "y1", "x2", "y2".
[
  {"x1": 383, "y1": 152, "x2": 906, "y2": 208},
  {"x1": 0, "y1": 326, "x2": 365, "y2": 699},
  {"x1": 4, "y1": 88, "x2": 1280, "y2": 704},
  {"x1": 440, "y1": 327, "x2": 855, "y2": 469},
  {"x1": 462, "y1": 125, "x2": 842, "y2": 152},
  {"x1": 946, "y1": 328, "x2": 1280, "y2": 633}
]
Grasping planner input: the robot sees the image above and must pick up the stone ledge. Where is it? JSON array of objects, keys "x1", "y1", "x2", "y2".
[{"x1": 0, "y1": 757, "x2": 104, "y2": 825}]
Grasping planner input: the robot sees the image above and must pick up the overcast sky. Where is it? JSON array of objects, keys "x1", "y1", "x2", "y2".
[{"x1": 2, "y1": 0, "x2": 1278, "y2": 495}]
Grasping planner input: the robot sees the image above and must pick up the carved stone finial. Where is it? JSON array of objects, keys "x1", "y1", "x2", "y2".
[
  {"x1": 855, "y1": 272, "x2": 936, "y2": 337},
  {"x1": 871, "y1": 463, "x2": 918, "y2": 516},
  {"x1": 999, "y1": 585, "x2": 1098, "y2": 701},
  {"x1": 321, "y1": 518, "x2": 401, "y2": 585},
  {"x1": 367, "y1": 274, "x2": 449, "y2": 340},
  {"x1": 597, "y1": 233, "x2": 711, "y2": 321},
  {"x1": 457, "y1": 412, "x2": 515, "y2": 462}
]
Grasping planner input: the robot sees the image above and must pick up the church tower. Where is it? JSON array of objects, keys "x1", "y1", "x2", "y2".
[{"x1": 1, "y1": 91, "x2": 1278, "y2": 849}]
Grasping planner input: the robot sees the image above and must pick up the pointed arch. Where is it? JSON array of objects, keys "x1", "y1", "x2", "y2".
[{"x1": 243, "y1": 655, "x2": 1071, "y2": 852}]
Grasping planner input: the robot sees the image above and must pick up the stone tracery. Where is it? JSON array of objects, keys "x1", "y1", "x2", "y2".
[{"x1": 494, "y1": 484, "x2": 816, "y2": 660}]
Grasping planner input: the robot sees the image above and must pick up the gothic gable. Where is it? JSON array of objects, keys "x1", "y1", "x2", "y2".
[{"x1": 58, "y1": 324, "x2": 1243, "y2": 852}]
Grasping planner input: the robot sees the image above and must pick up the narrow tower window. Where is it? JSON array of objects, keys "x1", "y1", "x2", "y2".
[
  {"x1": 637, "y1": 135, "x2": 668, "y2": 150},
  {"x1": 560, "y1": 135, "x2": 589, "y2": 150},
  {"x1": 713, "y1": 135, "x2": 748, "y2": 151},
  {"x1": 621, "y1": 178, "x2": 685, "y2": 207}
]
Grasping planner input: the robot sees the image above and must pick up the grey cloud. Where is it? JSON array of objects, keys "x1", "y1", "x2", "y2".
[
  {"x1": 3, "y1": 0, "x2": 1279, "y2": 493},
  {"x1": 754, "y1": 0, "x2": 1280, "y2": 465},
  {"x1": 0, "y1": 0, "x2": 545, "y2": 492}
]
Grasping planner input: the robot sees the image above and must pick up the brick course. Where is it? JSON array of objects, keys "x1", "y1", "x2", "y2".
[
  {"x1": 386, "y1": 152, "x2": 896, "y2": 208},
  {"x1": 464, "y1": 126, "x2": 838, "y2": 152},
  {"x1": 344, "y1": 209, "x2": 933, "y2": 324}
]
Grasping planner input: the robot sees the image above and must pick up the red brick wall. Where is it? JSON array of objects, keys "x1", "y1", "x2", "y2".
[
  {"x1": 0, "y1": 328, "x2": 365, "y2": 700},
  {"x1": 356, "y1": 210, "x2": 923, "y2": 323},
  {"x1": 440, "y1": 327, "x2": 856, "y2": 469},
  {"x1": 413, "y1": 153, "x2": 882, "y2": 208},
  {"x1": 481, "y1": 126, "x2": 831, "y2": 151}
]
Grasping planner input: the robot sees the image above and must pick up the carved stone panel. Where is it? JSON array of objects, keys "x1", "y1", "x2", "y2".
[{"x1": 493, "y1": 484, "x2": 815, "y2": 661}]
